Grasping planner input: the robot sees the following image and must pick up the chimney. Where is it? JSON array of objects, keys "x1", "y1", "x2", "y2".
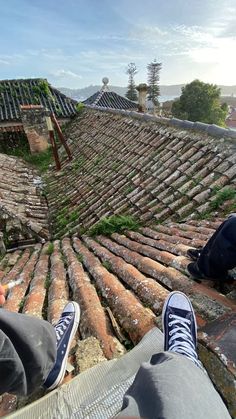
[
  {"x1": 136, "y1": 83, "x2": 148, "y2": 113},
  {"x1": 20, "y1": 105, "x2": 50, "y2": 154}
]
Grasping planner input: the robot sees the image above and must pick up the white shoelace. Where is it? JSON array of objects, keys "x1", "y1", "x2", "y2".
[
  {"x1": 55, "y1": 314, "x2": 72, "y2": 342},
  {"x1": 168, "y1": 314, "x2": 198, "y2": 362}
]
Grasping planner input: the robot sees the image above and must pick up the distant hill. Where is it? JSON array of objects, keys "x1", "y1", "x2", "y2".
[
  {"x1": 59, "y1": 84, "x2": 236, "y2": 102},
  {"x1": 59, "y1": 85, "x2": 127, "y2": 101}
]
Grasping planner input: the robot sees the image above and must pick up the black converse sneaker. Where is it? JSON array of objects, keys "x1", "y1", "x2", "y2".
[
  {"x1": 187, "y1": 248, "x2": 202, "y2": 261},
  {"x1": 162, "y1": 291, "x2": 203, "y2": 370},
  {"x1": 44, "y1": 301, "x2": 80, "y2": 390}
]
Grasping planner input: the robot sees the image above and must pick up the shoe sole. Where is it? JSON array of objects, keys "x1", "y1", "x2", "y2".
[
  {"x1": 47, "y1": 302, "x2": 81, "y2": 390},
  {"x1": 162, "y1": 291, "x2": 197, "y2": 350}
]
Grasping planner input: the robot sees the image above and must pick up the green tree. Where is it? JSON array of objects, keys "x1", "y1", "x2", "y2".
[
  {"x1": 172, "y1": 79, "x2": 228, "y2": 126},
  {"x1": 147, "y1": 59, "x2": 162, "y2": 105},
  {"x1": 125, "y1": 63, "x2": 138, "y2": 101}
]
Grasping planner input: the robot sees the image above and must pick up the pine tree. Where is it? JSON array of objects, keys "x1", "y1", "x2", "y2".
[
  {"x1": 147, "y1": 59, "x2": 161, "y2": 106},
  {"x1": 125, "y1": 63, "x2": 138, "y2": 101}
]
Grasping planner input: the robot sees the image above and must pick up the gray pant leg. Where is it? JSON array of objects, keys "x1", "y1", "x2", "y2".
[
  {"x1": 118, "y1": 352, "x2": 230, "y2": 419},
  {"x1": 0, "y1": 309, "x2": 57, "y2": 396}
]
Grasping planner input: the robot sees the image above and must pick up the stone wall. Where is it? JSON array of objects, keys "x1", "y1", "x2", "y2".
[{"x1": 20, "y1": 105, "x2": 49, "y2": 153}]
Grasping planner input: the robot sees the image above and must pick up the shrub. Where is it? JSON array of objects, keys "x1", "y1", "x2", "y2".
[
  {"x1": 210, "y1": 187, "x2": 236, "y2": 210},
  {"x1": 88, "y1": 215, "x2": 140, "y2": 236},
  {"x1": 76, "y1": 102, "x2": 85, "y2": 114}
]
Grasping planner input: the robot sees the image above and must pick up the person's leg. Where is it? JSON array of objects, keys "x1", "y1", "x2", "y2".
[
  {"x1": 188, "y1": 216, "x2": 236, "y2": 279},
  {"x1": 0, "y1": 301, "x2": 80, "y2": 396},
  {"x1": 118, "y1": 352, "x2": 230, "y2": 419},
  {"x1": 197, "y1": 216, "x2": 236, "y2": 277},
  {"x1": 0, "y1": 309, "x2": 56, "y2": 396},
  {"x1": 117, "y1": 292, "x2": 230, "y2": 419}
]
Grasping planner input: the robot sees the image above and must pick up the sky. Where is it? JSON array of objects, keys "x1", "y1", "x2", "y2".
[{"x1": 0, "y1": 0, "x2": 236, "y2": 88}]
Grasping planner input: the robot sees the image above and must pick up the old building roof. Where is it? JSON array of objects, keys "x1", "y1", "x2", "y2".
[
  {"x1": 0, "y1": 105, "x2": 236, "y2": 416},
  {"x1": 46, "y1": 107, "x2": 236, "y2": 238},
  {"x1": 0, "y1": 219, "x2": 235, "y2": 416},
  {"x1": 83, "y1": 78, "x2": 137, "y2": 110},
  {"x1": 0, "y1": 78, "x2": 77, "y2": 123},
  {"x1": 0, "y1": 153, "x2": 49, "y2": 243}
]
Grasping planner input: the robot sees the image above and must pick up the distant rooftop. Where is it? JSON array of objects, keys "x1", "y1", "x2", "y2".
[
  {"x1": 0, "y1": 78, "x2": 77, "y2": 123},
  {"x1": 83, "y1": 77, "x2": 138, "y2": 110}
]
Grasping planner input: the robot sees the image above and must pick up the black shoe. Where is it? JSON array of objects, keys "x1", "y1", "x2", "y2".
[
  {"x1": 162, "y1": 291, "x2": 203, "y2": 369},
  {"x1": 44, "y1": 302, "x2": 80, "y2": 390},
  {"x1": 187, "y1": 248, "x2": 202, "y2": 261},
  {"x1": 187, "y1": 262, "x2": 206, "y2": 280}
]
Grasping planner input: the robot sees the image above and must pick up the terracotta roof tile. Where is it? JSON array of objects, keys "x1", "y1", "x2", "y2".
[
  {"x1": 0, "y1": 153, "x2": 49, "y2": 244},
  {"x1": 0, "y1": 218, "x2": 235, "y2": 416},
  {"x1": 45, "y1": 108, "x2": 236, "y2": 237},
  {"x1": 0, "y1": 106, "x2": 236, "y2": 416},
  {"x1": 73, "y1": 237, "x2": 156, "y2": 344},
  {"x1": 22, "y1": 244, "x2": 50, "y2": 318}
]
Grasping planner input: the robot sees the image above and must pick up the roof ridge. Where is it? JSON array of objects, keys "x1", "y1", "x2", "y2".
[
  {"x1": 93, "y1": 89, "x2": 105, "y2": 106},
  {"x1": 0, "y1": 77, "x2": 46, "y2": 83},
  {"x1": 85, "y1": 105, "x2": 236, "y2": 140}
]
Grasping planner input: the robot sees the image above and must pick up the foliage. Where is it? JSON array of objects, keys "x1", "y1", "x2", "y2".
[
  {"x1": 44, "y1": 273, "x2": 51, "y2": 290},
  {"x1": 125, "y1": 63, "x2": 138, "y2": 102},
  {"x1": 19, "y1": 297, "x2": 26, "y2": 312},
  {"x1": 102, "y1": 260, "x2": 112, "y2": 271},
  {"x1": 23, "y1": 149, "x2": 53, "y2": 172},
  {"x1": 7, "y1": 144, "x2": 53, "y2": 173},
  {"x1": 147, "y1": 59, "x2": 162, "y2": 106},
  {"x1": 77, "y1": 254, "x2": 84, "y2": 263},
  {"x1": 172, "y1": 79, "x2": 228, "y2": 126},
  {"x1": 76, "y1": 102, "x2": 85, "y2": 113},
  {"x1": 88, "y1": 215, "x2": 140, "y2": 236},
  {"x1": 33, "y1": 79, "x2": 51, "y2": 96},
  {"x1": 72, "y1": 156, "x2": 86, "y2": 170},
  {"x1": 56, "y1": 209, "x2": 79, "y2": 231},
  {"x1": 69, "y1": 210, "x2": 79, "y2": 222},
  {"x1": 46, "y1": 243, "x2": 54, "y2": 255},
  {"x1": 210, "y1": 187, "x2": 236, "y2": 210},
  {"x1": 32, "y1": 79, "x2": 54, "y2": 104}
]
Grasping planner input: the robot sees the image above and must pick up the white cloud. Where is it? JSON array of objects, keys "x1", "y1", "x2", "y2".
[
  {"x1": 52, "y1": 69, "x2": 82, "y2": 79},
  {"x1": 0, "y1": 59, "x2": 9, "y2": 65}
]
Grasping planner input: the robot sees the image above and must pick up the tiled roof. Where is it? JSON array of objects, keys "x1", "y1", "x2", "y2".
[
  {"x1": 0, "y1": 219, "x2": 235, "y2": 416},
  {"x1": 0, "y1": 78, "x2": 77, "y2": 123},
  {"x1": 46, "y1": 107, "x2": 236, "y2": 238},
  {"x1": 0, "y1": 153, "x2": 49, "y2": 243},
  {"x1": 83, "y1": 91, "x2": 138, "y2": 110}
]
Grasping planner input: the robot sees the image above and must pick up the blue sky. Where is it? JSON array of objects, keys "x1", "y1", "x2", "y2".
[{"x1": 1, "y1": 0, "x2": 236, "y2": 88}]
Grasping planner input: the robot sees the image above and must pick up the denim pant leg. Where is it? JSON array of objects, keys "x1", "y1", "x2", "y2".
[
  {"x1": 117, "y1": 352, "x2": 230, "y2": 419},
  {"x1": 0, "y1": 309, "x2": 57, "y2": 396},
  {"x1": 197, "y1": 217, "x2": 236, "y2": 278}
]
